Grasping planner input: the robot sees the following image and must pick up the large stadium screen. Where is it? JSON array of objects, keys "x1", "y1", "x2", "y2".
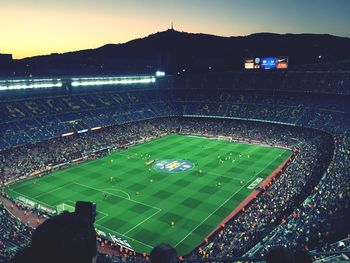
[
  {"x1": 245, "y1": 56, "x2": 288, "y2": 69},
  {"x1": 277, "y1": 56, "x2": 289, "y2": 69},
  {"x1": 244, "y1": 58, "x2": 254, "y2": 69},
  {"x1": 260, "y1": 57, "x2": 277, "y2": 69}
]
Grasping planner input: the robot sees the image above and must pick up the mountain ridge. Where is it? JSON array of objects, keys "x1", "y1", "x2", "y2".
[{"x1": 2, "y1": 29, "x2": 350, "y2": 76}]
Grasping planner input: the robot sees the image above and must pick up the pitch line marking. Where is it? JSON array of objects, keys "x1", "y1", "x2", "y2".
[
  {"x1": 66, "y1": 199, "x2": 109, "y2": 218},
  {"x1": 123, "y1": 208, "x2": 162, "y2": 235},
  {"x1": 73, "y1": 182, "x2": 131, "y2": 201},
  {"x1": 32, "y1": 182, "x2": 74, "y2": 199},
  {"x1": 95, "y1": 214, "x2": 109, "y2": 223},
  {"x1": 72, "y1": 182, "x2": 161, "y2": 211},
  {"x1": 94, "y1": 223, "x2": 154, "y2": 249},
  {"x1": 202, "y1": 171, "x2": 248, "y2": 182},
  {"x1": 99, "y1": 188, "x2": 131, "y2": 200},
  {"x1": 50, "y1": 154, "x2": 109, "y2": 175},
  {"x1": 8, "y1": 188, "x2": 55, "y2": 209},
  {"x1": 174, "y1": 182, "x2": 249, "y2": 248},
  {"x1": 174, "y1": 149, "x2": 288, "y2": 248}
]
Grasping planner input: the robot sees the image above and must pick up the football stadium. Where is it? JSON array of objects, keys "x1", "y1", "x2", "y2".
[{"x1": 1, "y1": 1, "x2": 350, "y2": 263}]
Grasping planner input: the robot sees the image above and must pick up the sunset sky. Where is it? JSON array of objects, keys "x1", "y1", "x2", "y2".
[{"x1": 1, "y1": 0, "x2": 349, "y2": 59}]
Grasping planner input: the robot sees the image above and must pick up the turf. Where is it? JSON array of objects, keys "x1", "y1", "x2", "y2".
[{"x1": 6, "y1": 134, "x2": 291, "y2": 255}]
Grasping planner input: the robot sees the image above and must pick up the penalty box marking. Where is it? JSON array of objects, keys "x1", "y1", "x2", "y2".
[
  {"x1": 8, "y1": 188, "x2": 155, "y2": 250},
  {"x1": 72, "y1": 182, "x2": 162, "y2": 234},
  {"x1": 94, "y1": 223, "x2": 154, "y2": 249}
]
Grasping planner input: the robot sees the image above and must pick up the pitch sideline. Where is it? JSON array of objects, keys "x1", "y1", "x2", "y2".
[{"x1": 174, "y1": 149, "x2": 288, "y2": 248}]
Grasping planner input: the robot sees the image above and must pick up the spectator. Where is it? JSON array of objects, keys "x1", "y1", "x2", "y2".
[
  {"x1": 265, "y1": 246, "x2": 294, "y2": 263},
  {"x1": 12, "y1": 211, "x2": 97, "y2": 263},
  {"x1": 150, "y1": 244, "x2": 176, "y2": 263}
]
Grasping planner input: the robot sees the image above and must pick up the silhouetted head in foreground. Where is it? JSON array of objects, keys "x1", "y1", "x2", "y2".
[
  {"x1": 294, "y1": 249, "x2": 312, "y2": 263},
  {"x1": 266, "y1": 246, "x2": 294, "y2": 263},
  {"x1": 265, "y1": 246, "x2": 312, "y2": 263},
  {"x1": 12, "y1": 211, "x2": 97, "y2": 263},
  {"x1": 150, "y1": 244, "x2": 176, "y2": 263}
]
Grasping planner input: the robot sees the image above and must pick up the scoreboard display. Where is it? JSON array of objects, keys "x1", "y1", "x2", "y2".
[
  {"x1": 244, "y1": 56, "x2": 288, "y2": 69},
  {"x1": 276, "y1": 57, "x2": 288, "y2": 69},
  {"x1": 260, "y1": 57, "x2": 277, "y2": 69}
]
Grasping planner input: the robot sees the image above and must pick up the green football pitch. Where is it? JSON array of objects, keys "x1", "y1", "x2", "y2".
[{"x1": 6, "y1": 134, "x2": 291, "y2": 255}]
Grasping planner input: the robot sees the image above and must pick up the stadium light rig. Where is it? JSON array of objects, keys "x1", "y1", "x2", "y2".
[
  {"x1": 0, "y1": 73, "x2": 162, "y2": 90},
  {"x1": 155, "y1": 71, "x2": 165, "y2": 77},
  {"x1": 71, "y1": 76, "x2": 156, "y2": 87},
  {"x1": 77, "y1": 129, "x2": 89, "y2": 134},
  {"x1": 61, "y1": 132, "x2": 75, "y2": 137},
  {"x1": 0, "y1": 79, "x2": 63, "y2": 90}
]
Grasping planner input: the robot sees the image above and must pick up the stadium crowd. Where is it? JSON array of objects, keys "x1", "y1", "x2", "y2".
[
  {"x1": 247, "y1": 131, "x2": 350, "y2": 257},
  {"x1": 1, "y1": 72, "x2": 349, "y2": 151},
  {"x1": 0, "y1": 204, "x2": 32, "y2": 262}
]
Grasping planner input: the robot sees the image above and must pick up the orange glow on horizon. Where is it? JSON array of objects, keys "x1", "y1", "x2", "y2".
[
  {"x1": 0, "y1": 6, "x2": 167, "y2": 59},
  {"x1": 3, "y1": 1, "x2": 348, "y2": 59},
  {"x1": 0, "y1": 4, "x2": 247, "y2": 59}
]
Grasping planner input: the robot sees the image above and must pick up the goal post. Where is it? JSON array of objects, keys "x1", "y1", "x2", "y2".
[
  {"x1": 56, "y1": 203, "x2": 75, "y2": 214},
  {"x1": 218, "y1": 135, "x2": 232, "y2": 142}
]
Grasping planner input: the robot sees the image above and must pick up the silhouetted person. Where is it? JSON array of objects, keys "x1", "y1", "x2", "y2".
[
  {"x1": 12, "y1": 211, "x2": 97, "y2": 263},
  {"x1": 150, "y1": 244, "x2": 176, "y2": 263},
  {"x1": 266, "y1": 246, "x2": 294, "y2": 263},
  {"x1": 294, "y1": 249, "x2": 312, "y2": 263}
]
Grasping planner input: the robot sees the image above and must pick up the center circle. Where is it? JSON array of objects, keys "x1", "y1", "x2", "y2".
[{"x1": 152, "y1": 159, "x2": 195, "y2": 173}]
